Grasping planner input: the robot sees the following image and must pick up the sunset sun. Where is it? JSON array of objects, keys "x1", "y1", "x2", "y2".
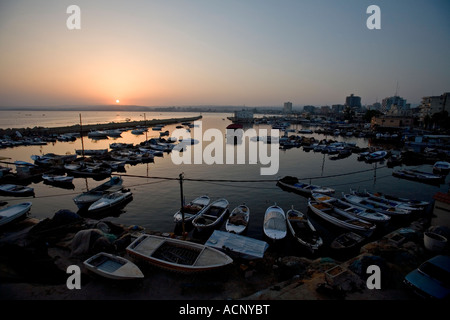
[{"x1": 115, "y1": 99, "x2": 120, "y2": 103}]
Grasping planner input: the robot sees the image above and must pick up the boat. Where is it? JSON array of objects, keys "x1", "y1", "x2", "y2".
[
  {"x1": 433, "y1": 161, "x2": 450, "y2": 175},
  {"x1": 192, "y1": 198, "x2": 229, "y2": 232},
  {"x1": 308, "y1": 200, "x2": 376, "y2": 236},
  {"x1": 87, "y1": 191, "x2": 133, "y2": 213},
  {"x1": 350, "y1": 189, "x2": 422, "y2": 212},
  {"x1": 312, "y1": 193, "x2": 391, "y2": 224},
  {"x1": 173, "y1": 195, "x2": 210, "y2": 225},
  {"x1": 330, "y1": 232, "x2": 366, "y2": 251},
  {"x1": 0, "y1": 202, "x2": 32, "y2": 227},
  {"x1": 0, "y1": 184, "x2": 34, "y2": 197},
  {"x1": 277, "y1": 176, "x2": 335, "y2": 196},
  {"x1": 88, "y1": 130, "x2": 109, "y2": 139},
  {"x1": 364, "y1": 190, "x2": 429, "y2": 209},
  {"x1": 342, "y1": 193, "x2": 411, "y2": 217},
  {"x1": 73, "y1": 177, "x2": 123, "y2": 210},
  {"x1": 75, "y1": 149, "x2": 108, "y2": 156},
  {"x1": 83, "y1": 252, "x2": 144, "y2": 280},
  {"x1": 365, "y1": 150, "x2": 388, "y2": 162},
  {"x1": 126, "y1": 234, "x2": 233, "y2": 273},
  {"x1": 225, "y1": 204, "x2": 250, "y2": 235},
  {"x1": 286, "y1": 206, "x2": 323, "y2": 253},
  {"x1": 42, "y1": 174, "x2": 74, "y2": 184},
  {"x1": 392, "y1": 169, "x2": 444, "y2": 185},
  {"x1": 263, "y1": 204, "x2": 287, "y2": 241}
]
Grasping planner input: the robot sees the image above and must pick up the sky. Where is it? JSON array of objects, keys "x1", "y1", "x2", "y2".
[{"x1": 0, "y1": 0, "x2": 449, "y2": 108}]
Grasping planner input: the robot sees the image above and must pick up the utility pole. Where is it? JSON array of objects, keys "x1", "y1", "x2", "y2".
[{"x1": 179, "y1": 173, "x2": 186, "y2": 238}]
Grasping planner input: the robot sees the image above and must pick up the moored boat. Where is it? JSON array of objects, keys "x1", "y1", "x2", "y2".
[
  {"x1": 83, "y1": 252, "x2": 144, "y2": 280},
  {"x1": 342, "y1": 193, "x2": 411, "y2": 217},
  {"x1": 286, "y1": 206, "x2": 323, "y2": 253},
  {"x1": 0, "y1": 184, "x2": 34, "y2": 197},
  {"x1": 330, "y1": 232, "x2": 366, "y2": 251},
  {"x1": 277, "y1": 176, "x2": 335, "y2": 196},
  {"x1": 312, "y1": 193, "x2": 391, "y2": 224},
  {"x1": 392, "y1": 169, "x2": 444, "y2": 185},
  {"x1": 173, "y1": 195, "x2": 211, "y2": 225},
  {"x1": 225, "y1": 204, "x2": 250, "y2": 235},
  {"x1": 73, "y1": 177, "x2": 123, "y2": 210},
  {"x1": 263, "y1": 204, "x2": 287, "y2": 241},
  {"x1": 350, "y1": 189, "x2": 422, "y2": 212},
  {"x1": 192, "y1": 198, "x2": 229, "y2": 232},
  {"x1": 42, "y1": 174, "x2": 74, "y2": 184},
  {"x1": 126, "y1": 234, "x2": 233, "y2": 273},
  {"x1": 364, "y1": 190, "x2": 429, "y2": 209},
  {"x1": 308, "y1": 200, "x2": 376, "y2": 236},
  {"x1": 0, "y1": 202, "x2": 32, "y2": 227},
  {"x1": 433, "y1": 161, "x2": 450, "y2": 175},
  {"x1": 87, "y1": 191, "x2": 133, "y2": 213},
  {"x1": 365, "y1": 150, "x2": 388, "y2": 162}
]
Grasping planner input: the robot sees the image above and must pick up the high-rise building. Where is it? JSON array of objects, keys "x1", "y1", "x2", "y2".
[
  {"x1": 345, "y1": 94, "x2": 361, "y2": 110},
  {"x1": 418, "y1": 92, "x2": 450, "y2": 122},
  {"x1": 283, "y1": 102, "x2": 293, "y2": 113},
  {"x1": 381, "y1": 96, "x2": 406, "y2": 113}
]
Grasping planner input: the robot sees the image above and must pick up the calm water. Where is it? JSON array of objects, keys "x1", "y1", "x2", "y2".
[{"x1": 0, "y1": 111, "x2": 446, "y2": 257}]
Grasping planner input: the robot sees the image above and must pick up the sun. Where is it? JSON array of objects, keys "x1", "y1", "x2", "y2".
[{"x1": 115, "y1": 99, "x2": 120, "y2": 104}]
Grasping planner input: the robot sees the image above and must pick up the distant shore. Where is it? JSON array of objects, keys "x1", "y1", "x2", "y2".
[{"x1": 0, "y1": 115, "x2": 203, "y2": 137}]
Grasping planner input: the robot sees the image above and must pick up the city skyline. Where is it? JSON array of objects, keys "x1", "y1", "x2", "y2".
[{"x1": 0, "y1": 0, "x2": 449, "y2": 108}]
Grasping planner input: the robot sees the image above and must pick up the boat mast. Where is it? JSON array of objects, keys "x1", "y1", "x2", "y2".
[{"x1": 79, "y1": 113, "x2": 85, "y2": 158}]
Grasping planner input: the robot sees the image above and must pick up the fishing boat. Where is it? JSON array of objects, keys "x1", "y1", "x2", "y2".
[
  {"x1": 330, "y1": 232, "x2": 366, "y2": 251},
  {"x1": 225, "y1": 204, "x2": 250, "y2": 235},
  {"x1": 365, "y1": 150, "x2": 388, "y2": 162},
  {"x1": 364, "y1": 190, "x2": 429, "y2": 209},
  {"x1": 263, "y1": 204, "x2": 287, "y2": 241},
  {"x1": 73, "y1": 177, "x2": 123, "y2": 210},
  {"x1": 350, "y1": 189, "x2": 422, "y2": 212},
  {"x1": 173, "y1": 195, "x2": 211, "y2": 225},
  {"x1": 87, "y1": 191, "x2": 133, "y2": 213},
  {"x1": 126, "y1": 234, "x2": 233, "y2": 273},
  {"x1": 277, "y1": 176, "x2": 335, "y2": 196},
  {"x1": 75, "y1": 149, "x2": 108, "y2": 156},
  {"x1": 192, "y1": 198, "x2": 229, "y2": 232},
  {"x1": 0, "y1": 184, "x2": 34, "y2": 197},
  {"x1": 286, "y1": 206, "x2": 323, "y2": 253},
  {"x1": 308, "y1": 200, "x2": 376, "y2": 236},
  {"x1": 42, "y1": 174, "x2": 74, "y2": 184},
  {"x1": 83, "y1": 252, "x2": 144, "y2": 280},
  {"x1": 392, "y1": 169, "x2": 444, "y2": 185},
  {"x1": 312, "y1": 193, "x2": 391, "y2": 224},
  {"x1": 342, "y1": 193, "x2": 411, "y2": 217},
  {"x1": 433, "y1": 161, "x2": 450, "y2": 175},
  {"x1": 0, "y1": 202, "x2": 32, "y2": 227}
]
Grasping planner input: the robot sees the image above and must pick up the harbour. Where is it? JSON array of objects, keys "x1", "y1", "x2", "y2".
[{"x1": 1, "y1": 111, "x2": 449, "y2": 301}]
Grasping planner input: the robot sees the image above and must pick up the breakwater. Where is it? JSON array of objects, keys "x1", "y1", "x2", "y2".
[{"x1": 0, "y1": 115, "x2": 202, "y2": 137}]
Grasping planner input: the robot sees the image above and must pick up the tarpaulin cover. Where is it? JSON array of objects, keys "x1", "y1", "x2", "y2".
[{"x1": 205, "y1": 230, "x2": 269, "y2": 259}]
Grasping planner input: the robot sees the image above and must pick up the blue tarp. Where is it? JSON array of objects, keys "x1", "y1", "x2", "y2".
[{"x1": 205, "y1": 230, "x2": 269, "y2": 259}]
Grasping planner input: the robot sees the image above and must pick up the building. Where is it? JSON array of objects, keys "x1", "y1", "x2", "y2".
[
  {"x1": 345, "y1": 94, "x2": 361, "y2": 110},
  {"x1": 320, "y1": 106, "x2": 331, "y2": 114},
  {"x1": 381, "y1": 96, "x2": 407, "y2": 113},
  {"x1": 367, "y1": 102, "x2": 381, "y2": 111},
  {"x1": 303, "y1": 105, "x2": 316, "y2": 113},
  {"x1": 229, "y1": 109, "x2": 254, "y2": 123},
  {"x1": 332, "y1": 104, "x2": 345, "y2": 113},
  {"x1": 371, "y1": 115, "x2": 413, "y2": 129},
  {"x1": 418, "y1": 92, "x2": 450, "y2": 122},
  {"x1": 283, "y1": 102, "x2": 293, "y2": 114}
]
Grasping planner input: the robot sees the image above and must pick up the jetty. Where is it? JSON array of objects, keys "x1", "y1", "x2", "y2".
[{"x1": 0, "y1": 115, "x2": 202, "y2": 137}]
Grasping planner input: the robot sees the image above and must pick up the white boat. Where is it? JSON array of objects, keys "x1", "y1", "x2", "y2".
[
  {"x1": 308, "y1": 200, "x2": 376, "y2": 236},
  {"x1": 0, "y1": 184, "x2": 34, "y2": 197},
  {"x1": 192, "y1": 198, "x2": 229, "y2": 232},
  {"x1": 225, "y1": 204, "x2": 250, "y2": 235},
  {"x1": 342, "y1": 193, "x2": 411, "y2": 217},
  {"x1": 263, "y1": 204, "x2": 287, "y2": 241},
  {"x1": 312, "y1": 193, "x2": 391, "y2": 224},
  {"x1": 277, "y1": 176, "x2": 335, "y2": 196},
  {"x1": 433, "y1": 161, "x2": 450, "y2": 175},
  {"x1": 73, "y1": 177, "x2": 124, "y2": 210},
  {"x1": 88, "y1": 191, "x2": 133, "y2": 213},
  {"x1": 126, "y1": 234, "x2": 233, "y2": 273},
  {"x1": 364, "y1": 190, "x2": 429, "y2": 209},
  {"x1": 83, "y1": 252, "x2": 144, "y2": 280},
  {"x1": 350, "y1": 189, "x2": 421, "y2": 212},
  {"x1": 286, "y1": 206, "x2": 323, "y2": 253},
  {"x1": 173, "y1": 195, "x2": 210, "y2": 225},
  {"x1": 365, "y1": 150, "x2": 387, "y2": 162},
  {"x1": 42, "y1": 174, "x2": 74, "y2": 184},
  {"x1": 0, "y1": 202, "x2": 32, "y2": 227}
]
